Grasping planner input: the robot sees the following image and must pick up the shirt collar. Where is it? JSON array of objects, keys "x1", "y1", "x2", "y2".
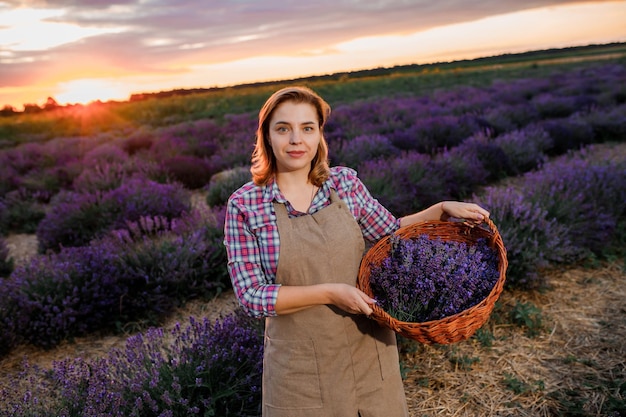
[
  {"x1": 262, "y1": 176, "x2": 334, "y2": 206},
  {"x1": 262, "y1": 177, "x2": 287, "y2": 204}
]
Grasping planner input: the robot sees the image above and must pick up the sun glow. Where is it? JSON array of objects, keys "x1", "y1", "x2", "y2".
[
  {"x1": 54, "y1": 78, "x2": 132, "y2": 105},
  {"x1": 1, "y1": 1, "x2": 625, "y2": 110}
]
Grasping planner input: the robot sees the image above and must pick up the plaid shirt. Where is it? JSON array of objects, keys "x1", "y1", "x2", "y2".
[{"x1": 224, "y1": 166, "x2": 400, "y2": 318}]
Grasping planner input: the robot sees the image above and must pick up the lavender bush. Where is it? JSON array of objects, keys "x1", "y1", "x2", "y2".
[
  {"x1": 473, "y1": 144, "x2": 626, "y2": 288},
  {"x1": 521, "y1": 148, "x2": 626, "y2": 254},
  {"x1": 103, "y1": 314, "x2": 264, "y2": 417},
  {"x1": 72, "y1": 159, "x2": 165, "y2": 193},
  {"x1": 109, "y1": 216, "x2": 227, "y2": 324},
  {"x1": 2, "y1": 206, "x2": 228, "y2": 352},
  {"x1": 0, "y1": 294, "x2": 19, "y2": 357},
  {"x1": 452, "y1": 133, "x2": 512, "y2": 181},
  {"x1": 331, "y1": 134, "x2": 399, "y2": 168},
  {"x1": 491, "y1": 77, "x2": 552, "y2": 105},
  {"x1": 432, "y1": 86, "x2": 495, "y2": 115},
  {"x1": 325, "y1": 97, "x2": 441, "y2": 142},
  {"x1": 81, "y1": 142, "x2": 130, "y2": 166},
  {"x1": 0, "y1": 162, "x2": 18, "y2": 197},
  {"x1": 369, "y1": 234, "x2": 500, "y2": 322},
  {"x1": 0, "y1": 312, "x2": 264, "y2": 417},
  {"x1": 537, "y1": 117, "x2": 594, "y2": 156},
  {"x1": 3, "y1": 142, "x2": 50, "y2": 176},
  {"x1": 160, "y1": 155, "x2": 217, "y2": 189},
  {"x1": 206, "y1": 166, "x2": 251, "y2": 207},
  {"x1": 493, "y1": 125, "x2": 553, "y2": 174},
  {"x1": 35, "y1": 190, "x2": 113, "y2": 250},
  {"x1": 37, "y1": 178, "x2": 191, "y2": 251},
  {"x1": 149, "y1": 115, "x2": 254, "y2": 172},
  {"x1": 120, "y1": 128, "x2": 156, "y2": 155},
  {"x1": 358, "y1": 151, "x2": 448, "y2": 216},
  {"x1": 388, "y1": 114, "x2": 482, "y2": 154},
  {"x1": 6, "y1": 242, "x2": 124, "y2": 349},
  {"x1": 432, "y1": 145, "x2": 490, "y2": 199},
  {"x1": 531, "y1": 92, "x2": 591, "y2": 119},
  {"x1": 481, "y1": 103, "x2": 541, "y2": 134},
  {"x1": 0, "y1": 188, "x2": 47, "y2": 233},
  {"x1": 573, "y1": 103, "x2": 626, "y2": 141},
  {"x1": 0, "y1": 138, "x2": 91, "y2": 202},
  {"x1": 0, "y1": 244, "x2": 19, "y2": 356},
  {"x1": 473, "y1": 187, "x2": 578, "y2": 289}
]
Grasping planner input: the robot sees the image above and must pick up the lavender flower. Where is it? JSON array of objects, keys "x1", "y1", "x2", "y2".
[{"x1": 369, "y1": 234, "x2": 499, "y2": 322}]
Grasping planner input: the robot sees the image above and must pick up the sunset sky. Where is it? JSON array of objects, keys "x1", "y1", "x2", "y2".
[{"x1": 1, "y1": 0, "x2": 625, "y2": 110}]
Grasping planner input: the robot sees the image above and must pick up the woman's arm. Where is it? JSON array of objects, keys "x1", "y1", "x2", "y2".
[
  {"x1": 275, "y1": 283, "x2": 376, "y2": 316},
  {"x1": 225, "y1": 183, "x2": 377, "y2": 318},
  {"x1": 399, "y1": 201, "x2": 490, "y2": 228}
]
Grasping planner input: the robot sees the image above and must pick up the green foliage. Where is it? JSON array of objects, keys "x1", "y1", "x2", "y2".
[
  {"x1": 0, "y1": 191, "x2": 47, "y2": 234},
  {"x1": 446, "y1": 348, "x2": 480, "y2": 371},
  {"x1": 509, "y1": 301, "x2": 544, "y2": 337},
  {"x1": 503, "y1": 372, "x2": 545, "y2": 395},
  {"x1": 473, "y1": 327, "x2": 495, "y2": 348},
  {"x1": 205, "y1": 166, "x2": 251, "y2": 207},
  {"x1": 548, "y1": 371, "x2": 626, "y2": 417}
]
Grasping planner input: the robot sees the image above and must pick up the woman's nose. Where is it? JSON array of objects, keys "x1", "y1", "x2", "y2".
[{"x1": 289, "y1": 132, "x2": 301, "y2": 144}]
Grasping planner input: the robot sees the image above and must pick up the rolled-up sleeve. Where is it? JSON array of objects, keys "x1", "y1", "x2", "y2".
[
  {"x1": 224, "y1": 194, "x2": 280, "y2": 318},
  {"x1": 332, "y1": 166, "x2": 400, "y2": 242}
]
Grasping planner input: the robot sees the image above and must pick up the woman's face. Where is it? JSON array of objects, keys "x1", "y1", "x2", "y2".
[{"x1": 268, "y1": 100, "x2": 321, "y2": 177}]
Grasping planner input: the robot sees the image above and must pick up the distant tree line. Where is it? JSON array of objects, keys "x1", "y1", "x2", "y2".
[{"x1": 2, "y1": 42, "x2": 624, "y2": 117}]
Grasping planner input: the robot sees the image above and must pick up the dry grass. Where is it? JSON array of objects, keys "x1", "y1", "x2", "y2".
[{"x1": 402, "y1": 262, "x2": 626, "y2": 417}]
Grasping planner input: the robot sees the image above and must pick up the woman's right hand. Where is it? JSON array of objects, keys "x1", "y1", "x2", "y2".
[
  {"x1": 274, "y1": 283, "x2": 376, "y2": 316},
  {"x1": 325, "y1": 283, "x2": 376, "y2": 316}
]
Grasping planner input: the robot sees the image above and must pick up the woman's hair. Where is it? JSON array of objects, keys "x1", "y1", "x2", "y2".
[{"x1": 251, "y1": 86, "x2": 331, "y2": 186}]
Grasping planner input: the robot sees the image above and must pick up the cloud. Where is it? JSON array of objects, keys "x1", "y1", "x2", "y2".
[
  {"x1": 1, "y1": 1, "x2": 606, "y2": 82},
  {"x1": 0, "y1": 0, "x2": 626, "y2": 109}
]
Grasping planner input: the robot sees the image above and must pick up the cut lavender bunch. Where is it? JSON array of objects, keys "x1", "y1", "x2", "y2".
[{"x1": 369, "y1": 234, "x2": 499, "y2": 323}]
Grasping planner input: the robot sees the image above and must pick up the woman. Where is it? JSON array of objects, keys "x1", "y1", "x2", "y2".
[{"x1": 224, "y1": 86, "x2": 489, "y2": 417}]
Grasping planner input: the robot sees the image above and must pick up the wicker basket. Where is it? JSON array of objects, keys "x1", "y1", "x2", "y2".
[{"x1": 357, "y1": 218, "x2": 508, "y2": 344}]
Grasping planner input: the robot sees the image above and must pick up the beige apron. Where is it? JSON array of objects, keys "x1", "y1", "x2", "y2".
[{"x1": 263, "y1": 190, "x2": 409, "y2": 417}]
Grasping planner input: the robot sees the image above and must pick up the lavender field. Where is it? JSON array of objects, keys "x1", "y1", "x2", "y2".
[{"x1": 1, "y1": 47, "x2": 625, "y2": 416}]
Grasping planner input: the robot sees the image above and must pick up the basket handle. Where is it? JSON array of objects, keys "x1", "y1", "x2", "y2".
[
  {"x1": 449, "y1": 216, "x2": 499, "y2": 234},
  {"x1": 453, "y1": 216, "x2": 501, "y2": 246},
  {"x1": 482, "y1": 217, "x2": 505, "y2": 252},
  {"x1": 483, "y1": 217, "x2": 498, "y2": 234}
]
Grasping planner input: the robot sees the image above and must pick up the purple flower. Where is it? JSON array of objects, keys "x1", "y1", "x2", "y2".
[{"x1": 369, "y1": 234, "x2": 499, "y2": 322}]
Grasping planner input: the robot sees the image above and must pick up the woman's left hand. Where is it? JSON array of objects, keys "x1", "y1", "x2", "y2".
[{"x1": 441, "y1": 201, "x2": 490, "y2": 224}]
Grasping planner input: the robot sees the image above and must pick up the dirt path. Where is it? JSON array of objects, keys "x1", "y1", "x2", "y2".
[{"x1": 3, "y1": 233, "x2": 38, "y2": 265}]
